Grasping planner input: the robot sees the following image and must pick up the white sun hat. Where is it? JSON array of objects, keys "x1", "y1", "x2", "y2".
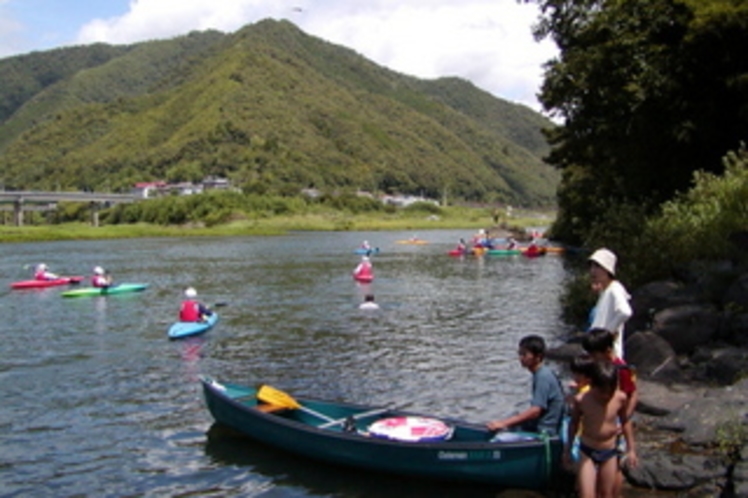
[{"x1": 589, "y1": 248, "x2": 617, "y2": 276}]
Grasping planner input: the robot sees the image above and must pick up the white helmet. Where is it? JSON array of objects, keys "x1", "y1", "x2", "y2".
[
  {"x1": 362, "y1": 256, "x2": 370, "y2": 262},
  {"x1": 93, "y1": 266, "x2": 104, "y2": 275},
  {"x1": 37, "y1": 263, "x2": 47, "y2": 271},
  {"x1": 185, "y1": 287, "x2": 197, "y2": 298}
]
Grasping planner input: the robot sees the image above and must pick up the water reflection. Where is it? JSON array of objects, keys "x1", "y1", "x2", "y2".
[{"x1": 204, "y1": 424, "x2": 512, "y2": 498}]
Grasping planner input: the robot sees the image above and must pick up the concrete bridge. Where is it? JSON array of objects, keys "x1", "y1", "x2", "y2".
[{"x1": 0, "y1": 191, "x2": 139, "y2": 227}]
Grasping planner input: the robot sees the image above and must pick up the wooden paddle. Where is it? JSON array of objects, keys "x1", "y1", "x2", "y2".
[{"x1": 257, "y1": 385, "x2": 336, "y2": 423}]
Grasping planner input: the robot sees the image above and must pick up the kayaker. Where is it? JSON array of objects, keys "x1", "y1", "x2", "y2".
[
  {"x1": 587, "y1": 248, "x2": 632, "y2": 359},
  {"x1": 455, "y1": 238, "x2": 467, "y2": 254},
  {"x1": 361, "y1": 240, "x2": 371, "y2": 250},
  {"x1": 359, "y1": 294, "x2": 380, "y2": 310},
  {"x1": 352, "y1": 256, "x2": 373, "y2": 280},
  {"x1": 486, "y1": 335, "x2": 565, "y2": 436},
  {"x1": 91, "y1": 266, "x2": 113, "y2": 288},
  {"x1": 34, "y1": 263, "x2": 59, "y2": 281},
  {"x1": 180, "y1": 287, "x2": 213, "y2": 322}
]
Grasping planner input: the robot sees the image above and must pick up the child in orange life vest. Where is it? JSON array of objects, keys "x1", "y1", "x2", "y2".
[{"x1": 180, "y1": 287, "x2": 212, "y2": 322}]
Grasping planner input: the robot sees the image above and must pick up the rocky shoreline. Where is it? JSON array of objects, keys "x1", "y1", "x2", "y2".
[{"x1": 548, "y1": 258, "x2": 748, "y2": 497}]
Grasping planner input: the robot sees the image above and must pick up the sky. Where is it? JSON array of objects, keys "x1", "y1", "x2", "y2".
[{"x1": 0, "y1": 0, "x2": 558, "y2": 113}]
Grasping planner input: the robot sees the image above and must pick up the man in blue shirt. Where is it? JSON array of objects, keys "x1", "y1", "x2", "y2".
[{"x1": 487, "y1": 335, "x2": 565, "y2": 435}]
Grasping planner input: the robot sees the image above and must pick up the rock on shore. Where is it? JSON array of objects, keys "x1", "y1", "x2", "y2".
[{"x1": 550, "y1": 257, "x2": 748, "y2": 496}]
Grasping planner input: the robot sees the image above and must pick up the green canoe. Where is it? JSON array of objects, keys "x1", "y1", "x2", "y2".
[
  {"x1": 201, "y1": 377, "x2": 562, "y2": 490},
  {"x1": 61, "y1": 283, "x2": 148, "y2": 298}
]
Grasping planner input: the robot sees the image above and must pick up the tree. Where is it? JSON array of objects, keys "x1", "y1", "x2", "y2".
[{"x1": 526, "y1": 0, "x2": 748, "y2": 244}]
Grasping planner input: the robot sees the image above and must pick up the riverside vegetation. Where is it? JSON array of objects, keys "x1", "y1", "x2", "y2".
[{"x1": 0, "y1": 194, "x2": 552, "y2": 243}]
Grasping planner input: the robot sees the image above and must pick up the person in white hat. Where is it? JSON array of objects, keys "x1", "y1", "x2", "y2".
[
  {"x1": 179, "y1": 287, "x2": 213, "y2": 322},
  {"x1": 34, "y1": 263, "x2": 59, "y2": 281},
  {"x1": 91, "y1": 266, "x2": 113, "y2": 288},
  {"x1": 587, "y1": 248, "x2": 632, "y2": 359}
]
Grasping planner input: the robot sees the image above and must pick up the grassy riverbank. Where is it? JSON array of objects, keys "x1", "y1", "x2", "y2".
[{"x1": 0, "y1": 207, "x2": 555, "y2": 243}]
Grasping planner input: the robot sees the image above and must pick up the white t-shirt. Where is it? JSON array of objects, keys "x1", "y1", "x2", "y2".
[
  {"x1": 590, "y1": 280, "x2": 632, "y2": 359},
  {"x1": 359, "y1": 302, "x2": 380, "y2": 310}
]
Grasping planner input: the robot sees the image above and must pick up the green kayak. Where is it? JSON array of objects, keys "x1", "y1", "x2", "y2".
[
  {"x1": 486, "y1": 249, "x2": 521, "y2": 256},
  {"x1": 61, "y1": 283, "x2": 148, "y2": 298}
]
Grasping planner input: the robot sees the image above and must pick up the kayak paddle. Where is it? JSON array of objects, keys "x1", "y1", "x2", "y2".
[{"x1": 257, "y1": 385, "x2": 336, "y2": 423}]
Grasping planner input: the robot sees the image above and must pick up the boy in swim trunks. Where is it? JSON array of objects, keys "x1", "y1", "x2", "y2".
[
  {"x1": 563, "y1": 354, "x2": 596, "y2": 468},
  {"x1": 583, "y1": 328, "x2": 639, "y2": 496},
  {"x1": 564, "y1": 360, "x2": 638, "y2": 498}
]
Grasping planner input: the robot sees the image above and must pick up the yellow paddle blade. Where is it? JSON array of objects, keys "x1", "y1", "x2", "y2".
[{"x1": 257, "y1": 385, "x2": 301, "y2": 410}]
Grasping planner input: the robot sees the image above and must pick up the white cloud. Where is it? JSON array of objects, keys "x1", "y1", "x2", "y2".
[
  {"x1": 71, "y1": 0, "x2": 557, "y2": 112},
  {"x1": 0, "y1": 3, "x2": 25, "y2": 58}
]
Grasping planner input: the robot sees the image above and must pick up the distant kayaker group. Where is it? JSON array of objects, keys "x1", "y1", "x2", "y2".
[{"x1": 448, "y1": 228, "x2": 552, "y2": 257}]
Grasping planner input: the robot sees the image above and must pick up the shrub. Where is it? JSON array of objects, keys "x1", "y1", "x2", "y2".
[
  {"x1": 627, "y1": 144, "x2": 748, "y2": 286},
  {"x1": 403, "y1": 201, "x2": 442, "y2": 216}
]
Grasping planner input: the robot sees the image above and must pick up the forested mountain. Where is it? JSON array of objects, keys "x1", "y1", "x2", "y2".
[{"x1": 0, "y1": 19, "x2": 558, "y2": 206}]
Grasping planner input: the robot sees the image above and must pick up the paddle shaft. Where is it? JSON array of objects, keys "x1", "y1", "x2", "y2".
[
  {"x1": 317, "y1": 407, "x2": 391, "y2": 429},
  {"x1": 298, "y1": 405, "x2": 336, "y2": 424}
]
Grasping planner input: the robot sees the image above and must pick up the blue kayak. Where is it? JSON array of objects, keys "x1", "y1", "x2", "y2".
[
  {"x1": 168, "y1": 312, "x2": 218, "y2": 339},
  {"x1": 354, "y1": 247, "x2": 379, "y2": 255}
]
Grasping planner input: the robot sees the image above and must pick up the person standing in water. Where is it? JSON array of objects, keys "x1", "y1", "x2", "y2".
[{"x1": 359, "y1": 294, "x2": 380, "y2": 310}]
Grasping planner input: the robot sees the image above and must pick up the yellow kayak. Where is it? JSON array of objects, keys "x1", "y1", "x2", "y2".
[{"x1": 396, "y1": 239, "x2": 428, "y2": 245}]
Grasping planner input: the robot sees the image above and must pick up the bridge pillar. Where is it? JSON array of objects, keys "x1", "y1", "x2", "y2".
[
  {"x1": 14, "y1": 198, "x2": 24, "y2": 227},
  {"x1": 90, "y1": 202, "x2": 100, "y2": 227}
]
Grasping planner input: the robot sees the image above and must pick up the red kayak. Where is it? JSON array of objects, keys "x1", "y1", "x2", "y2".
[
  {"x1": 522, "y1": 246, "x2": 547, "y2": 258},
  {"x1": 11, "y1": 276, "x2": 84, "y2": 289},
  {"x1": 353, "y1": 273, "x2": 374, "y2": 283}
]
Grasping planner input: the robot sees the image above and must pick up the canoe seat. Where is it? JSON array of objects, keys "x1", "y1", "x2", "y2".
[{"x1": 255, "y1": 403, "x2": 286, "y2": 413}]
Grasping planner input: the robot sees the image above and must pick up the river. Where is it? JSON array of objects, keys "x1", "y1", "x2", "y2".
[{"x1": 0, "y1": 230, "x2": 578, "y2": 497}]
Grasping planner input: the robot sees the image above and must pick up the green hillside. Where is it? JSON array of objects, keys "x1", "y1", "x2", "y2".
[{"x1": 0, "y1": 19, "x2": 558, "y2": 206}]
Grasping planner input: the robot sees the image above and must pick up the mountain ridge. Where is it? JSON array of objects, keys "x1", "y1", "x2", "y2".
[{"x1": 0, "y1": 19, "x2": 558, "y2": 206}]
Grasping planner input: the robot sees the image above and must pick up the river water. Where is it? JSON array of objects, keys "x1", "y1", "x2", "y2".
[{"x1": 0, "y1": 230, "x2": 578, "y2": 497}]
